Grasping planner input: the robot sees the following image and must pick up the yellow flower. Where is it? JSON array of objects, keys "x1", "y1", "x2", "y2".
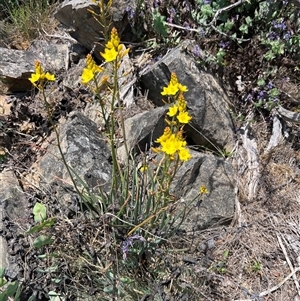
[
  {"x1": 81, "y1": 68, "x2": 94, "y2": 84},
  {"x1": 177, "y1": 111, "x2": 192, "y2": 124},
  {"x1": 178, "y1": 147, "x2": 191, "y2": 161},
  {"x1": 167, "y1": 104, "x2": 178, "y2": 117},
  {"x1": 29, "y1": 73, "x2": 40, "y2": 84},
  {"x1": 178, "y1": 93, "x2": 187, "y2": 112},
  {"x1": 161, "y1": 84, "x2": 179, "y2": 96},
  {"x1": 161, "y1": 139, "x2": 178, "y2": 155},
  {"x1": 118, "y1": 46, "x2": 130, "y2": 59},
  {"x1": 178, "y1": 83, "x2": 188, "y2": 93},
  {"x1": 45, "y1": 72, "x2": 55, "y2": 81},
  {"x1": 200, "y1": 185, "x2": 209, "y2": 195},
  {"x1": 161, "y1": 73, "x2": 188, "y2": 96},
  {"x1": 29, "y1": 60, "x2": 56, "y2": 85},
  {"x1": 139, "y1": 165, "x2": 148, "y2": 172},
  {"x1": 170, "y1": 72, "x2": 179, "y2": 86},
  {"x1": 100, "y1": 27, "x2": 129, "y2": 63},
  {"x1": 161, "y1": 134, "x2": 183, "y2": 155},
  {"x1": 101, "y1": 47, "x2": 118, "y2": 62},
  {"x1": 110, "y1": 27, "x2": 120, "y2": 48},
  {"x1": 81, "y1": 54, "x2": 104, "y2": 84},
  {"x1": 155, "y1": 127, "x2": 171, "y2": 144}
]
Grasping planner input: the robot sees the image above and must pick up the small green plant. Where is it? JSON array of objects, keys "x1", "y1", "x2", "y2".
[
  {"x1": 251, "y1": 260, "x2": 262, "y2": 273},
  {"x1": 26, "y1": 202, "x2": 55, "y2": 248},
  {"x1": 0, "y1": 267, "x2": 32, "y2": 301},
  {"x1": 252, "y1": 78, "x2": 280, "y2": 110},
  {"x1": 210, "y1": 249, "x2": 229, "y2": 274}
]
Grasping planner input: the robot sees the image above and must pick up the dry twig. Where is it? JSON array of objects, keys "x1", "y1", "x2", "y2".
[{"x1": 234, "y1": 267, "x2": 300, "y2": 301}]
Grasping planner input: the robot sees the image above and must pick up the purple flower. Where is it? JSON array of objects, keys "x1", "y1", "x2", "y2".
[
  {"x1": 203, "y1": 0, "x2": 212, "y2": 4},
  {"x1": 167, "y1": 7, "x2": 176, "y2": 23},
  {"x1": 284, "y1": 31, "x2": 291, "y2": 41},
  {"x1": 281, "y1": 76, "x2": 290, "y2": 82},
  {"x1": 125, "y1": 7, "x2": 135, "y2": 19},
  {"x1": 154, "y1": 0, "x2": 160, "y2": 8},
  {"x1": 267, "y1": 31, "x2": 279, "y2": 40},
  {"x1": 121, "y1": 235, "x2": 146, "y2": 261},
  {"x1": 169, "y1": 8, "x2": 176, "y2": 16},
  {"x1": 266, "y1": 81, "x2": 274, "y2": 89},
  {"x1": 245, "y1": 93, "x2": 253, "y2": 102},
  {"x1": 271, "y1": 20, "x2": 287, "y2": 30},
  {"x1": 220, "y1": 41, "x2": 230, "y2": 48},
  {"x1": 257, "y1": 91, "x2": 265, "y2": 100},
  {"x1": 193, "y1": 45, "x2": 201, "y2": 57}
]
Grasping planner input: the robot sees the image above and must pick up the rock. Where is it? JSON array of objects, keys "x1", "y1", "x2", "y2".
[
  {"x1": 0, "y1": 96, "x2": 12, "y2": 154},
  {"x1": 62, "y1": 57, "x2": 86, "y2": 91},
  {"x1": 54, "y1": 0, "x2": 137, "y2": 61},
  {"x1": 0, "y1": 43, "x2": 68, "y2": 92},
  {"x1": 140, "y1": 40, "x2": 236, "y2": 153},
  {"x1": 27, "y1": 112, "x2": 112, "y2": 193},
  {"x1": 0, "y1": 169, "x2": 26, "y2": 278},
  {"x1": 28, "y1": 40, "x2": 69, "y2": 71},
  {"x1": 0, "y1": 48, "x2": 37, "y2": 92},
  {"x1": 117, "y1": 106, "x2": 167, "y2": 162},
  {"x1": 171, "y1": 151, "x2": 236, "y2": 232}
]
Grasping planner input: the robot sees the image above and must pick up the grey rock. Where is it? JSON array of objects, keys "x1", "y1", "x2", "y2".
[
  {"x1": 171, "y1": 151, "x2": 235, "y2": 232},
  {"x1": 0, "y1": 43, "x2": 68, "y2": 92},
  {"x1": 117, "y1": 106, "x2": 167, "y2": 162},
  {"x1": 0, "y1": 48, "x2": 37, "y2": 92},
  {"x1": 28, "y1": 40, "x2": 69, "y2": 71},
  {"x1": 140, "y1": 40, "x2": 235, "y2": 152},
  {"x1": 62, "y1": 57, "x2": 86, "y2": 91},
  {"x1": 29, "y1": 112, "x2": 112, "y2": 193},
  {"x1": 0, "y1": 170, "x2": 26, "y2": 276},
  {"x1": 54, "y1": 0, "x2": 137, "y2": 61}
]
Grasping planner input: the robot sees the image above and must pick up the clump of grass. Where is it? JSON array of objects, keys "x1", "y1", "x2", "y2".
[{"x1": 2, "y1": 0, "x2": 59, "y2": 48}]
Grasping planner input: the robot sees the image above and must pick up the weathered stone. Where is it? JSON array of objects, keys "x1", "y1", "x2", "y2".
[
  {"x1": 27, "y1": 112, "x2": 112, "y2": 193},
  {"x1": 140, "y1": 40, "x2": 236, "y2": 153},
  {"x1": 117, "y1": 106, "x2": 167, "y2": 162},
  {"x1": 171, "y1": 151, "x2": 236, "y2": 232},
  {"x1": 0, "y1": 43, "x2": 68, "y2": 92},
  {"x1": 0, "y1": 170, "x2": 26, "y2": 277},
  {"x1": 0, "y1": 96, "x2": 12, "y2": 153},
  {"x1": 28, "y1": 40, "x2": 69, "y2": 71},
  {"x1": 54, "y1": 0, "x2": 137, "y2": 61},
  {"x1": 62, "y1": 57, "x2": 86, "y2": 91}
]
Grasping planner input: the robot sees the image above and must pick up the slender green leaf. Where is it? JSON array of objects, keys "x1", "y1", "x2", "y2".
[{"x1": 33, "y1": 235, "x2": 53, "y2": 248}]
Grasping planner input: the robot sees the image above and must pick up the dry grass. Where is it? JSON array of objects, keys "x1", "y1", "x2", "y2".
[{"x1": 1, "y1": 0, "x2": 59, "y2": 50}]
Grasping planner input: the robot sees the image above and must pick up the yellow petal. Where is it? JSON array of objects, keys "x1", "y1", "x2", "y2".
[
  {"x1": 161, "y1": 84, "x2": 179, "y2": 96},
  {"x1": 167, "y1": 104, "x2": 178, "y2": 117},
  {"x1": 177, "y1": 111, "x2": 192, "y2": 124},
  {"x1": 81, "y1": 68, "x2": 94, "y2": 84},
  {"x1": 179, "y1": 148, "x2": 191, "y2": 161},
  {"x1": 178, "y1": 83, "x2": 188, "y2": 92},
  {"x1": 101, "y1": 48, "x2": 118, "y2": 62},
  {"x1": 29, "y1": 73, "x2": 40, "y2": 84},
  {"x1": 45, "y1": 72, "x2": 56, "y2": 81}
]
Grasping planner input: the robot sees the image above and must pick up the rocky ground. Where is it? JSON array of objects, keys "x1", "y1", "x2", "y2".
[{"x1": 1, "y1": 0, "x2": 300, "y2": 300}]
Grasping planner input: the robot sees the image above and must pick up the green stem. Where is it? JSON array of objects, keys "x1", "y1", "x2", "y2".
[
  {"x1": 93, "y1": 77, "x2": 108, "y2": 127},
  {"x1": 41, "y1": 88, "x2": 87, "y2": 210}
]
